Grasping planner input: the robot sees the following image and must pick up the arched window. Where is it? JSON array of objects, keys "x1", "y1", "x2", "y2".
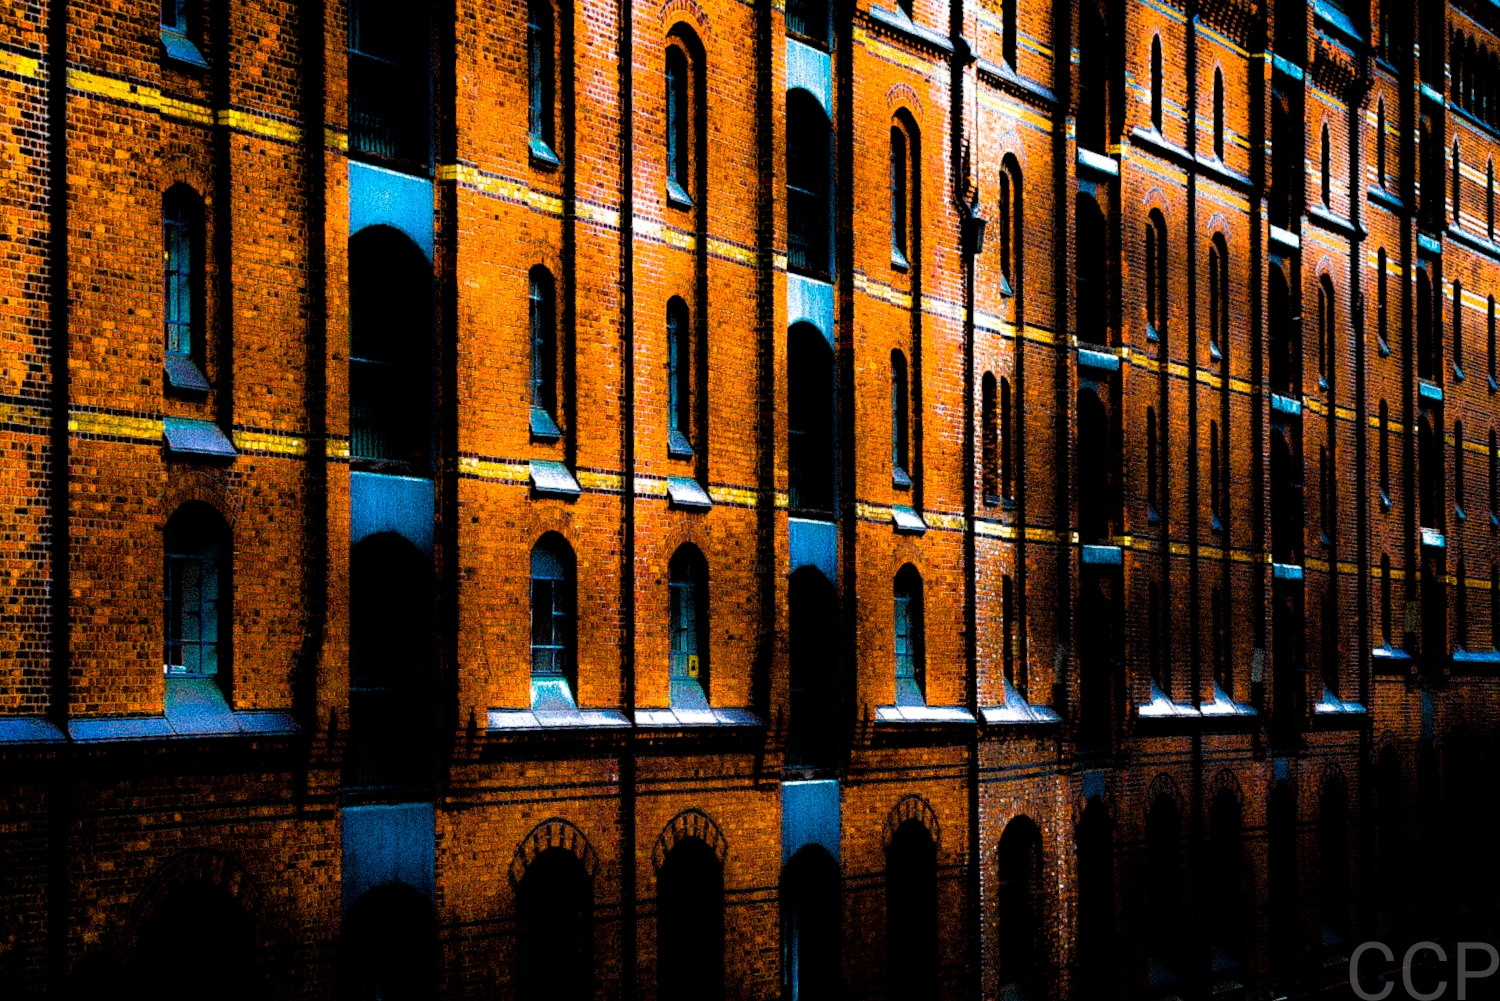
[
  {"x1": 1317, "y1": 276, "x2": 1335, "y2": 388},
  {"x1": 998, "y1": 816, "x2": 1043, "y2": 991},
  {"x1": 1212, "y1": 585, "x2": 1229, "y2": 693},
  {"x1": 1145, "y1": 794, "x2": 1184, "y2": 979},
  {"x1": 664, "y1": 33, "x2": 702, "y2": 207},
  {"x1": 1454, "y1": 420, "x2": 1466, "y2": 519},
  {"x1": 1208, "y1": 234, "x2": 1229, "y2": 359},
  {"x1": 1077, "y1": 1, "x2": 1109, "y2": 151},
  {"x1": 1454, "y1": 140, "x2": 1463, "y2": 223},
  {"x1": 529, "y1": 266, "x2": 561, "y2": 439},
  {"x1": 783, "y1": 846, "x2": 840, "y2": 1001},
  {"x1": 1376, "y1": 99, "x2": 1386, "y2": 188},
  {"x1": 1076, "y1": 195, "x2": 1109, "y2": 344},
  {"x1": 1321, "y1": 778, "x2": 1351, "y2": 950},
  {"x1": 1320, "y1": 122, "x2": 1331, "y2": 206},
  {"x1": 789, "y1": 324, "x2": 835, "y2": 515},
  {"x1": 891, "y1": 350, "x2": 910, "y2": 484},
  {"x1": 1077, "y1": 389, "x2": 1112, "y2": 543},
  {"x1": 1150, "y1": 36, "x2": 1164, "y2": 133},
  {"x1": 1146, "y1": 405, "x2": 1159, "y2": 520},
  {"x1": 784, "y1": 0, "x2": 829, "y2": 46},
  {"x1": 998, "y1": 158, "x2": 1022, "y2": 297},
  {"x1": 164, "y1": 503, "x2": 230, "y2": 680},
  {"x1": 1210, "y1": 419, "x2": 1222, "y2": 531},
  {"x1": 1208, "y1": 789, "x2": 1245, "y2": 972},
  {"x1": 1077, "y1": 578, "x2": 1116, "y2": 751},
  {"x1": 163, "y1": 185, "x2": 207, "y2": 390},
  {"x1": 890, "y1": 124, "x2": 911, "y2": 269},
  {"x1": 787, "y1": 567, "x2": 837, "y2": 769},
  {"x1": 1270, "y1": 429, "x2": 1303, "y2": 565},
  {"x1": 1212, "y1": 68, "x2": 1225, "y2": 160},
  {"x1": 349, "y1": 531, "x2": 433, "y2": 791},
  {"x1": 893, "y1": 564, "x2": 925, "y2": 706},
  {"x1": 787, "y1": 91, "x2": 833, "y2": 279},
  {"x1": 1001, "y1": 573, "x2": 1016, "y2": 686},
  {"x1": 348, "y1": 0, "x2": 431, "y2": 169},
  {"x1": 1378, "y1": 400, "x2": 1390, "y2": 506},
  {"x1": 658, "y1": 838, "x2": 725, "y2": 1001},
  {"x1": 531, "y1": 534, "x2": 577, "y2": 699},
  {"x1": 668, "y1": 545, "x2": 709, "y2": 706},
  {"x1": 137, "y1": 881, "x2": 255, "y2": 1001},
  {"x1": 885, "y1": 820, "x2": 938, "y2": 994},
  {"x1": 667, "y1": 296, "x2": 694, "y2": 455},
  {"x1": 1001, "y1": 0, "x2": 1018, "y2": 68},
  {"x1": 1000, "y1": 376, "x2": 1013, "y2": 500},
  {"x1": 1453, "y1": 280, "x2": 1464, "y2": 376},
  {"x1": 527, "y1": 0, "x2": 557, "y2": 161},
  {"x1": 518, "y1": 848, "x2": 593, "y2": 1001},
  {"x1": 981, "y1": 373, "x2": 998, "y2": 505},
  {"x1": 1380, "y1": 552, "x2": 1392, "y2": 647},
  {"x1": 344, "y1": 883, "x2": 438, "y2": 1001},
  {"x1": 1144, "y1": 210, "x2": 1167, "y2": 341},
  {"x1": 1376, "y1": 248, "x2": 1389, "y2": 353},
  {"x1": 1268, "y1": 781, "x2": 1299, "y2": 973},
  {"x1": 1490, "y1": 295, "x2": 1497, "y2": 387},
  {"x1": 1074, "y1": 801, "x2": 1115, "y2": 996},
  {"x1": 1269, "y1": 265, "x2": 1296, "y2": 396},
  {"x1": 1148, "y1": 582, "x2": 1163, "y2": 692},
  {"x1": 1488, "y1": 158, "x2": 1495, "y2": 239},
  {"x1": 1418, "y1": 412, "x2": 1443, "y2": 530},
  {"x1": 350, "y1": 226, "x2": 433, "y2": 469}
]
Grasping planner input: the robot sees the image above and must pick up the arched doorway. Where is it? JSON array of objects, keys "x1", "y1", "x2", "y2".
[
  {"x1": 886, "y1": 819, "x2": 938, "y2": 995},
  {"x1": 516, "y1": 847, "x2": 593, "y2": 1001},
  {"x1": 1075, "y1": 800, "x2": 1115, "y2": 999},
  {"x1": 788, "y1": 566, "x2": 838, "y2": 770},
  {"x1": 1143, "y1": 793, "x2": 1184, "y2": 988},
  {"x1": 136, "y1": 881, "x2": 257, "y2": 1001},
  {"x1": 657, "y1": 837, "x2": 724, "y2": 1001},
  {"x1": 343, "y1": 882, "x2": 437, "y2": 1001},
  {"x1": 783, "y1": 844, "x2": 841, "y2": 1001},
  {"x1": 348, "y1": 531, "x2": 433, "y2": 793},
  {"x1": 1207, "y1": 788, "x2": 1246, "y2": 979},
  {"x1": 997, "y1": 815, "x2": 1043, "y2": 993}
]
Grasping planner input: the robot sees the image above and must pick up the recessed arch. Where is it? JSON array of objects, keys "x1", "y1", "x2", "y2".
[
  {"x1": 652, "y1": 807, "x2": 729, "y2": 872},
  {"x1": 509, "y1": 817, "x2": 600, "y2": 889},
  {"x1": 881, "y1": 793, "x2": 941, "y2": 851}
]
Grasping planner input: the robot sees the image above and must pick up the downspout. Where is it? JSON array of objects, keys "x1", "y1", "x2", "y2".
[
  {"x1": 46, "y1": 0, "x2": 71, "y2": 995},
  {"x1": 617, "y1": 0, "x2": 638, "y2": 991}
]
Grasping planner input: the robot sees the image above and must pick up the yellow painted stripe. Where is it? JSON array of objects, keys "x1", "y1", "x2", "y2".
[
  {"x1": 231, "y1": 429, "x2": 305, "y2": 456},
  {"x1": 218, "y1": 108, "x2": 300, "y2": 143},
  {"x1": 459, "y1": 455, "x2": 529, "y2": 482},
  {"x1": 708, "y1": 484, "x2": 759, "y2": 507},
  {"x1": 0, "y1": 49, "x2": 41, "y2": 79},
  {"x1": 0, "y1": 401, "x2": 49, "y2": 431},
  {"x1": 69, "y1": 410, "x2": 162, "y2": 440}
]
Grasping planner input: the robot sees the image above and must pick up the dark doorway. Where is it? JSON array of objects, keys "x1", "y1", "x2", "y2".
[
  {"x1": 348, "y1": 532, "x2": 434, "y2": 794},
  {"x1": 343, "y1": 882, "x2": 437, "y2": 1001},
  {"x1": 998, "y1": 815, "x2": 1043, "y2": 992},
  {"x1": 1077, "y1": 578, "x2": 1116, "y2": 754},
  {"x1": 788, "y1": 566, "x2": 838, "y2": 770},
  {"x1": 517, "y1": 847, "x2": 593, "y2": 1001},
  {"x1": 784, "y1": 845, "x2": 841, "y2": 1001},
  {"x1": 136, "y1": 881, "x2": 257, "y2": 1001},
  {"x1": 1319, "y1": 779, "x2": 1350, "y2": 952},
  {"x1": 789, "y1": 324, "x2": 835, "y2": 516},
  {"x1": 1075, "y1": 800, "x2": 1115, "y2": 999},
  {"x1": 886, "y1": 820, "x2": 938, "y2": 996},
  {"x1": 1208, "y1": 789, "x2": 1246, "y2": 980},
  {"x1": 1077, "y1": 389, "x2": 1112, "y2": 544},
  {"x1": 1268, "y1": 782, "x2": 1299, "y2": 975},
  {"x1": 658, "y1": 838, "x2": 724, "y2": 1001},
  {"x1": 1143, "y1": 794, "x2": 1184, "y2": 987}
]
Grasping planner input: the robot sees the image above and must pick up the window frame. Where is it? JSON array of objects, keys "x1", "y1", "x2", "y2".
[
  {"x1": 527, "y1": 0, "x2": 560, "y2": 165},
  {"x1": 163, "y1": 504, "x2": 230, "y2": 681},
  {"x1": 530, "y1": 537, "x2": 578, "y2": 697},
  {"x1": 891, "y1": 349, "x2": 911, "y2": 487},
  {"x1": 893, "y1": 565, "x2": 926, "y2": 706},
  {"x1": 666, "y1": 297, "x2": 695, "y2": 457},
  {"x1": 668, "y1": 545, "x2": 710, "y2": 704},
  {"x1": 163, "y1": 186, "x2": 209, "y2": 392},
  {"x1": 665, "y1": 42, "x2": 693, "y2": 207},
  {"x1": 529, "y1": 266, "x2": 562, "y2": 440}
]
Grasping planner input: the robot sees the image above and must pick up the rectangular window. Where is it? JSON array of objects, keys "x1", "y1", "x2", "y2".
[
  {"x1": 1380, "y1": 554, "x2": 1392, "y2": 648},
  {"x1": 1454, "y1": 281, "x2": 1464, "y2": 377},
  {"x1": 348, "y1": 0, "x2": 431, "y2": 170},
  {"x1": 527, "y1": 0, "x2": 558, "y2": 162},
  {"x1": 891, "y1": 351, "x2": 910, "y2": 485},
  {"x1": 669, "y1": 578, "x2": 699, "y2": 678},
  {"x1": 165, "y1": 531, "x2": 220, "y2": 677},
  {"x1": 1210, "y1": 420, "x2": 1222, "y2": 531},
  {"x1": 666, "y1": 47, "x2": 692, "y2": 205},
  {"x1": 529, "y1": 268, "x2": 561, "y2": 439},
  {"x1": 164, "y1": 201, "x2": 194, "y2": 359},
  {"x1": 161, "y1": 0, "x2": 187, "y2": 32}
]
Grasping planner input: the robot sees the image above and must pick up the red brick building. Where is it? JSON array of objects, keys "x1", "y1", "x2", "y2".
[{"x1": 2, "y1": 0, "x2": 1499, "y2": 998}]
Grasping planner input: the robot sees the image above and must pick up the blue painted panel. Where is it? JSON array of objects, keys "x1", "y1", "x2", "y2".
[
  {"x1": 351, "y1": 471, "x2": 434, "y2": 555},
  {"x1": 786, "y1": 38, "x2": 832, "y2": 118},
  {"x1": 788, "y1": 517, "x2": 836, "y2": 583},
  {"x1": 1082, "y1": 770, "x2": 1106, "y2": 803},
  {"x1": 349, "y1": 161, "x2": 434, "y2": 261},
  {"x1": 782, "y1": 779, "x2": 840, "y2": 864},
  {"x1": 342, "y1": 803, "x2": 436, "y2": 912},
  {"x1": 787, "y1": 273, "x2": 834, "y2": 348}
]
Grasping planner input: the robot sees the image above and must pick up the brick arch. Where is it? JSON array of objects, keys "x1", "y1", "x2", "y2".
[
  {"x1": 1207, "y1": 767, "x2": 1243, "y2": 810},
  {"x1": 882, "y1": 794, "x2": 940, "y2": 851},
  {"x1": 1313, "y1": 255, "x2": 1339, "y2": 283},
  {"x1": 995, "y1": 131, "x2": 1028, "y2": 173},
  {"x1": 1319, "y1": 761, "x2": 1349, "y2": 796},
  {"x1": 886, "y1": 544, "x2": 929, "y2": 582},
  {"x1": 1202, "y1": 212, "x2": 1231, "y2": 239},
  {"x1": 1140, "y1": 185, "x2": 1171, "y2": 219},
  {"x1": 165, "y1": 470, "x2": 242, "y2": 531},
  {"x1": 158, "y1": 151, "x2": 212, "y2": 208},
  {"x1": 1146, "y1": 772, "x2": 1184, "y2": 816},
  {"x1": 886, "y1": 83, "x2": 924, "y2": 125},
  {"x1": 131, "y1": 848, "x2": 263, "y2": 931},
  {"x1": 660, "y1": 0, "x2": 712, "y2": 47},
  {"x1": 651, "y1": 808, "x2": 729, "y2": 873},
  {"x1": 509, "y1": 818, "x2": 599, "y2": 889}
]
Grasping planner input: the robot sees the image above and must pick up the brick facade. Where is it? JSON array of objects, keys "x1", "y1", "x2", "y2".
[{"x1": 2, "y1": 0, "x2": 1499, "y2": 998}]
